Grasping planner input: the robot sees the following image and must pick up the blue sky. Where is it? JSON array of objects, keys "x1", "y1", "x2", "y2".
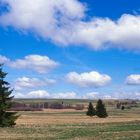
[{"x1": 0, "y1": 0, "x2": 140, "y2": 99}]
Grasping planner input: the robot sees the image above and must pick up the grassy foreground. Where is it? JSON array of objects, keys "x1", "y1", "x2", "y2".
[{"x1": 0, "y1": 121, "x2": 140, "y2": 140}]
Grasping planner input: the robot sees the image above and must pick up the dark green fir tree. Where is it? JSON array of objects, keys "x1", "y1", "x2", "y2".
[
  {"x1": 86, "y1": 102, "x2": 96, "y2": 117},
  {"x1": 96, "y1": 99, "x2": 108, "y2": 118},
  {"x1": 0, "y1": 64, "x2": 18, "y2": 127}
]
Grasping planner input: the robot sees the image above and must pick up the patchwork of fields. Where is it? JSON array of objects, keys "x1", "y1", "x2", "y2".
[{"x1": 0, "y1": 99, "x2": 140, "y2": 140}]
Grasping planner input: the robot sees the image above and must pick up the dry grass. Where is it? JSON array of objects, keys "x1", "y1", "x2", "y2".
[
  {"x1": 16, "y1": 109, "x2": 140, "y2": 125},
  {"x1": 18, "y1": 116, "x2": 140, "y2": 125}
]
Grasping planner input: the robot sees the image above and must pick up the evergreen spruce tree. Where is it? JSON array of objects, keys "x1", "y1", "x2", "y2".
[
  {"x1": 86, "y1": 102, "x2": 96, "y2": 117},
  {"x1": 0, "y1": 64, "x2": 18, "y2": 127},
  {"x1": 96, "y1": 99, "x2": 108, "y2": 118}
]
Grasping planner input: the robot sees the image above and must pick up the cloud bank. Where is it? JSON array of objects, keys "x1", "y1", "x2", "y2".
[
  {"x1": 15, "y1": 89, "x2": 140, "y2": 99},
  {"x1": 1, "y1": 0, "x2": 140, "y2": 50},
  {"x1": 15, "y1": 90, "x2": 77, "y2": 99}
]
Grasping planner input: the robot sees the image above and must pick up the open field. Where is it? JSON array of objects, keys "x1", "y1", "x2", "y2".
[{"x1": 0, "y1": 99, "x2": 140, "y2": 140}]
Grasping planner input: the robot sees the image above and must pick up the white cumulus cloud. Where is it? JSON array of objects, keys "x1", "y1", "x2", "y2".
[
  {"x1": 0, "y1": 55, "x2": 58, "y2": 73},
  {"x1": 14, "y1": 76, "x2": 56, "y2": 91},
  {"x1": 1, "y1": 0, "x2": 140, "y2": 50},
  {"x1": 15, "y1": 90, "x2": 50, "y2": 98},
  {"x1": 27, "y1": 90, "x2": 50, "y2": 98},
  {"x1": 66, "y1": 71, "x2": 111, "y2": 87},
  {"x1": 126, "y1": 74, "x2": 140, "y2": 85},
  {"x1": 8, "y1": 55, "x2": 59, "y2": 73}
]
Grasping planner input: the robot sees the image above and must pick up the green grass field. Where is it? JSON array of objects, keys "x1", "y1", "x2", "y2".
[
  {"x1": 0, "y1": 121, "x2": 140, "y2": 140},
  {"x1": 0, "y1": 99, "x2": 140, "y2": 140}
]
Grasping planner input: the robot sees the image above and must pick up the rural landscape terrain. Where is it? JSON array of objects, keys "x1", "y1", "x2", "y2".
[{"x1": 0, "y1": 99, "x2": 140, "y2": 140}]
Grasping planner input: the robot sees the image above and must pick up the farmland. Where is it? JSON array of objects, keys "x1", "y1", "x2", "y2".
[{"x1": 0, "y1": 99, "x2": 140, "y2": 140}]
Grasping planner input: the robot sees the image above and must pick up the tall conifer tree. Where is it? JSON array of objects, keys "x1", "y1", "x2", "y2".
[
  {"x1": 96, "y1": 99, "x2": 108, "y2": 118},
  {"x1": 0, "y1": 64, "x2": 18, "y2": 127}
]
